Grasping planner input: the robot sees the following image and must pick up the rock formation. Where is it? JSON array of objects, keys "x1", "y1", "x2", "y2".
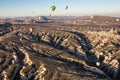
[{"x1": 0, "y1": 16, "x2": 120, "y2": 80}]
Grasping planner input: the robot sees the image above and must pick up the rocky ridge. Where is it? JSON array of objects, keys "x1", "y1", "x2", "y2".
[{"x1": 0, "y1": 25, "x2": 119, "y2": 80}]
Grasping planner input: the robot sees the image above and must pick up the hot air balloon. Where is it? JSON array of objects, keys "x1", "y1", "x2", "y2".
[
  {"x1": 33, "y1": 11, "x2": 34, "y2": 14},
  {"x1": 68, "y1": 13, "x2": 71, "y2": 17},
  {"x1": 90, "y1": 16, "x2": 93, "y2": 19},
  {"x1": 73, "y1": 20, "x2": 77, "y2": 25},
  {"x1": 116, "y1": 18, "x2": 119, "y2": 22},
  {"x1": 49, "y1": 14, "x2": 51, "y2": 16},
  {"x1": 65, "y1": 5, "x2": 68, "y2": 10},
  {"x1": 51, "y1": 6, "x2": 56, "y2": 12},
  {"x1": 29, "y1": 28, "x2": 33, "y2": 32}
]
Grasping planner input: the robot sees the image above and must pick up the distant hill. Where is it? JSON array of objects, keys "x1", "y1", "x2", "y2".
[{"x1": 82, "y1": 15, "x2": 120, "y2": 22}]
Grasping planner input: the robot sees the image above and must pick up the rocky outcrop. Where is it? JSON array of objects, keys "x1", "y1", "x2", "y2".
[
  {"x1": 35, "y1": 63, "x2": 46, "y2": 80},
  {"x1": 0, "y1": 23, "x2": 13, "y2": 36}
]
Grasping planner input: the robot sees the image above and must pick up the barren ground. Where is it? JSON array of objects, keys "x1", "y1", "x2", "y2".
[{"x1": 0, "y1": 16, "x2": 120, "y2": 80}]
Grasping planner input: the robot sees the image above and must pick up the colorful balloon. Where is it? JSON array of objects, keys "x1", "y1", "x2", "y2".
[{"x1": 51, "y1": 6, "x2": 56, "y2": 12}]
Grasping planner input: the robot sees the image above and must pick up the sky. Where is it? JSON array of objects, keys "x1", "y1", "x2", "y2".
[{"x1": 0, "y1": 0, "x2": 120, "y2": 17}]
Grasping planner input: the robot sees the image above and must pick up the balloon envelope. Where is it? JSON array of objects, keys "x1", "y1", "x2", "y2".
[
  {"x1": 51, "y1": 6, "x2": 56, "y2": 12},
  {"x1": 90, "y1": 16, "x2": 93, "y2": 19},
  {"x1": 65, "y1": 5, "x2": 68, "y2": 10},
  {"x1": 33, "y1": 11, "x2": 34, "y2": 14},
  {"x1": 116, "y1": 18, "x2": 119, "y2": 22}
]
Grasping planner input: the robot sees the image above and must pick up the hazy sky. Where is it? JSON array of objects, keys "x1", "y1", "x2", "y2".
[{"x1": 0, "y1": 0, "x2": 120, "y2": 17}]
